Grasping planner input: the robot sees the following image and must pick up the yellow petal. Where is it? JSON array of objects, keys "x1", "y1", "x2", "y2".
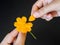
[
  {"x1": 16, "y1": 27, "x2": 21, "y2": 32},
  {"x1": 14, "y1": 22, "x2": 23, "y2": 27},
  {"x1": 14, "y1": 22, "x2": 20, "y2": 27},
  {"x1": 26, "y1": 22, "x2": 33, "y2": 27},
  {"x1": 26, "y1": 27, "x2": 32, "y2": 32},
  {"x1": 16, "y1": 17, "x2": 21, "y2": 22},
  {"x1": 21, "y1": 27, "x2": 27, "y2": 33},
  {"x1": 21, "y1": 16, "x2": 27, "y2": 23},
  {"x1": 29, "y1": 15, "x2": 36, "y2": 21},
  {"x1": 14, "y1": 22, "x2": 17, "y2": 27}
]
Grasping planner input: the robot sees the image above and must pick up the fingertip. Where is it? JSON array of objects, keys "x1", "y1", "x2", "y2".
[
  {"x1": 33, "y1": 12, "x2": 40, "y2": 18},
  {"x1": 10, "y1": 29, "x2": 18, "y2": 35}
]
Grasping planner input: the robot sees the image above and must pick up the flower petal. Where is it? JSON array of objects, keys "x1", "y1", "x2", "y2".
[
  {"x1": 16, "y1": 17, "x2": 21, "y2": 22},
  {"x1": 21, "y1": 27, "x2": 27, "y2": 33},
  {"x1": 29, "y1": 15, "x2": 36, "y2": 21},
  {"x1": 14, "y1": 22, "x2": 20, "y2": 27},
  {"x1": 27, "y1": 27, "x2": 32, "y2": 32},
  {"x1": 21, "y1": 16, "x2": 27, "y2": 23},
  {"x1": 16, "y1": 27, "x2": 21, "y2": 32},
  {"x1": 14, "y1": 22, "x2": 17, "y2": 27},
  {"x1": 26, "y1": 23, "x2": 33, "y2": 27}
]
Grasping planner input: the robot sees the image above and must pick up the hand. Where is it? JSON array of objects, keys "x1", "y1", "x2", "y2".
[
  {"x1": 31, "y1": 0, "x2": 60, "y2": 21},
  {"x1": 0, "y1": 29, "x2": 26, "y2": 45}
]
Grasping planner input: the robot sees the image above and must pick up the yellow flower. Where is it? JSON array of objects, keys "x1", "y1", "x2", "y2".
[
  {"x1": 29, "y1": 15, "x2": 36, "y2": 21},
  {"x1": 14, "y1": 16, "x2": 33, "y2": 33}
]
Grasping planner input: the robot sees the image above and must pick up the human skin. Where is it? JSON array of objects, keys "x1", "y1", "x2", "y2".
[
  {"x1": 31, "y1": 0, "x2": 60, "y2": 21},
  {"x1": 0, "y1": 29, "x2": 26, "y2": 45}
]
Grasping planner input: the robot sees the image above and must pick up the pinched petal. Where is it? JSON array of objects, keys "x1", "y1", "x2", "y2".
[{"x1": 29, "y1": 15, "x2": 36, "y2": 21}]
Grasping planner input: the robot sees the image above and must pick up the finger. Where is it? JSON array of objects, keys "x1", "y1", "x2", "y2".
[
  {"x1": 42, "y1": 0, "x2": 53, "y2": 6},
  {"x1": 14, "y1": 32, "x2": 27, "y2": 45},
  {"x1": 45, "y1": 0, "x2": 53, "y2": 4},
  {"x1": 44, "y1": 14, "x2": 53, "y2": 21},
  {"x1": 41, "y1": 0, "x2": 48, "y2": 19},
  {"x1": 1, "y1": 29, "x2": 18, "y2": 45},
  {"x1": 42, "y1": 11, "x2": 58, "y2": 21},
  {"x1": 57, "y1": 11, "x2": 60, "y2": 17},
  {"x1": 50, "y1": 11, "x2": 60, "y2": 17},
  {"x1": 31, "y1": 0, "x2": 43, "y2": 15},
  {"x1": 40, "y1": 0, "x2": 53, "y2": 21},
  {"x1": 42, "y1": 0, "x2": 48, "y2": 6},
  {"x1": 41, "y1": 14, "x2": 53, "y2": 21},
  {"x1": 46, "y1": 11, "x2": 60, "y2": 17},
  {"x1": 41, "y1": 0, "x2": 53, "y2": 19},
  {"x1": 33, "y1": 0, "x2": 60, "y2": 18},
  {"x1": 41, "y1": 14, "x2": 48, "y2": 19}
]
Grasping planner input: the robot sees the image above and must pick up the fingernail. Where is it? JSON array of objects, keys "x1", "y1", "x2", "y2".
[{"x1": 33, "y1": 12, "x2": 40, "y2": 18}]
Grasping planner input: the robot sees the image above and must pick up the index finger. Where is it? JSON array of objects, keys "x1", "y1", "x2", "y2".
[
  {"x1": 31, "y1": 0, "x2": 43, "y2": 15},
  {"x1": 1, "y1": 29, "x2": 18, "y2": 44}
]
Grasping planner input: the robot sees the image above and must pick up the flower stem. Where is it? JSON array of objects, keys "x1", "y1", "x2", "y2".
[{"x1": 30, "y1": 32, "x2": 37, "y2": 39}]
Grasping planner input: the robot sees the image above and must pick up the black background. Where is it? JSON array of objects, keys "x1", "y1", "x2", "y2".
[{"x1": 0, "y1": 0, "x2": 60, "y2": 45}]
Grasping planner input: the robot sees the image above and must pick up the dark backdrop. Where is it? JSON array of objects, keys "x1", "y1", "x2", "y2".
[{"x1": 0, "y1": 0, "x2": 60, "y2": 45}]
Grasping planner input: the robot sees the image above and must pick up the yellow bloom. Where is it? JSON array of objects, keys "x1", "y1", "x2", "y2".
[
  {"x1": 14, "y1": 16, "x2": 33, "y2": 33},
  {"x1": 29, "y1": 15, "x2": 36, "y2": 21}
]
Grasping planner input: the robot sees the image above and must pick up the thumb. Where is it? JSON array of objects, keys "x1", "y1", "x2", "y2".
[
  {"x1": 14, "y1": 32, "x2": 27, "y2": 45},
  {"x1": 33, "y1": 0, "x2": 60, "y2": 18}
]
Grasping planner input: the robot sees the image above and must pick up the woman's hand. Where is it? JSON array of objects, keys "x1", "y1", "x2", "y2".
[
  {"x1": 0, "y1": 29, "x2": 26, "y2": 45},
  {"x1": 31, "y1": 0, "x2": 60, "y2": 21}
]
